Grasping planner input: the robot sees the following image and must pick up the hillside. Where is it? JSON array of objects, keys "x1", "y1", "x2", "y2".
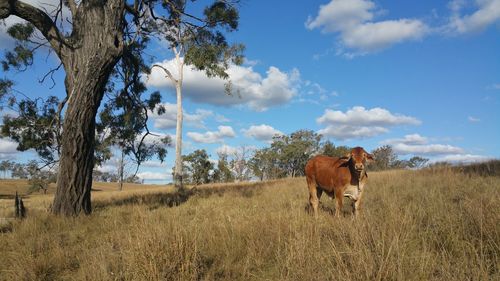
[{"x1": 0, "y1": 168, "x2": 499, "y2": 280}]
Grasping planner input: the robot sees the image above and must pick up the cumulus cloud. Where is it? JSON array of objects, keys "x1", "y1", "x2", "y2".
[
  {"x1": 319, "y1": 125, "x2": 388, "y2": 140},
  {"x1": 381, "y1": 133, "x2": 464, "y2": 156},
  {"x1": 146, "y1": 59, "x2": 299, "y2": 111},
  {"x1": 382, "y1": 133, "x2": 428, "y2": 145},
  {"x1": 316, "y1": 106, "x2": 420, "y2": 140},
  {"x1": 430, "y1": 154, "x2": 494, "y2": 164},
  {"x1": 216, "y1": 144, "x2": 239, "y2": 156},
  {"x1": 306, "y1": 0, "x2": 429, "y2": 55},
  {"x1": 187, "y1": 126, "x2": 236, "y2": 143},
  {"x1": 242, "y1": 124, "x2": 283, "y2": 142},
  {"x1": 446, "y1": 0, "x2": 500, "y2": 34},
  {"x1": 392, "y1": 143, "x2": 464, "y2": 155},
  {"x1": 0, "y1": 138, "x2": 18, "y2": 154},
  {"x1": 149, "y1": 103, "x2": 218, "y2": 129},
  {"x1": 0, "y1": 138, "x2": 19, "y2": 159}
]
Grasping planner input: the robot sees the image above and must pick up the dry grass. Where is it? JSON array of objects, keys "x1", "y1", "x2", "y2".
[{"x1": 0, "y1": 168, "x2": 499, "y2": 280}]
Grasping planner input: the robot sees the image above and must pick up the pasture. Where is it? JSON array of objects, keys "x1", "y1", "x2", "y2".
[{"x1": 0, "y1": 167, "x2": 499, "y2": 280}]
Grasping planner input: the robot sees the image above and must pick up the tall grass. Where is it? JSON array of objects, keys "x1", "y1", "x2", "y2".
[{"x1": 0, "y1": 169, "x2": 498, "y2": 280}]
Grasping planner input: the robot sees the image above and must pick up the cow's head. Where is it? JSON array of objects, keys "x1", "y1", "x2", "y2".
[{"x1": 346, "y1": 147, "x2": 374, "y2": 172}]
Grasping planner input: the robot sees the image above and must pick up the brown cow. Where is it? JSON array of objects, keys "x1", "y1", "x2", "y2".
[{"x1": 305, "y1": 147, "x2": 374, "y2": 218}]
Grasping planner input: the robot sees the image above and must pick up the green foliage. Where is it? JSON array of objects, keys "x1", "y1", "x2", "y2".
[
  {"x1": 183, "y1": 149, "x2": 214, "y2": 185},
  {"x1": 250, "y1": 130, "x2": 323, "y2": 180},
  {"x1": 212, "y1": 152, "x2": 234, "y2": 183},
  {"x1": 25, "y1": 161, "x2": 57, "y2": 194},
  {"x1": 0, "y1": 160, "x2": 13, "y2": 179},
  {"x1": 371, "y1": 145, "x2": 399, "y2": 171},
  {"x1": 1, "y1": 96, "x2": 60, "y2": 164},
  {"x1": 321, "y1": 140, "x2": 351, "y2": 157},
  {"x1": 2, "y1": 23, "x2": 36, "y2": 71}
]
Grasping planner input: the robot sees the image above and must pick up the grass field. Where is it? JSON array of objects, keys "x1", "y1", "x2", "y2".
[{"x1": 0, "y1": 167, "x2": 499, "y2": 280}]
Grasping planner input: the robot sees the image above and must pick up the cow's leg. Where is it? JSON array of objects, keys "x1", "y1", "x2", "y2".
[
  {"x1": 307, "y1": 177, "x2": 320, "y2": 217},
  {"x1": 334, "y1": 189, "x2": 343, "y2": 218},
  {"x1": 353, "y1": 191, "x2": 364, "y2": 217}
]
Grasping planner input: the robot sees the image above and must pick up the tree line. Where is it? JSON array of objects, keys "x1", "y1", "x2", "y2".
[{"x1": 176, "y1": 130, "x2": 429, "y2": 185}]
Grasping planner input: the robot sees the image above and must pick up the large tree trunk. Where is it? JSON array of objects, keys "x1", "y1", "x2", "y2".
[{"x1": 51, "y1": 0, "x2": 124, "y2": 216}]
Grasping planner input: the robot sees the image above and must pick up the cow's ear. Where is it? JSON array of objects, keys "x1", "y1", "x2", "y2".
[{"x1": 365, "y1": 153, "x2": 375, "y2": 162}]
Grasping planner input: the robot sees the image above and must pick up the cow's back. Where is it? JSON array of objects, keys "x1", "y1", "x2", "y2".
[{"x1": 305, "y1": 155, "x2": 351, "y2": 193}]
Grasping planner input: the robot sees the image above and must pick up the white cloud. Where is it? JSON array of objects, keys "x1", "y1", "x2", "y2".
[
  {"x1": 319, "y1": 125, "x2": 388, "y2": 140},
  {"x1": 468, "y1": 116, "x2": 480, "y2": 122},
  {"x1": 381, "y1": 133, "x2": 465, "y2": 155},
  {"x1": 146, "y1": 59, "x2": 299, "y2": 111},
  {"x1": 446, "y1": 0, "x2": 500, "y2": 34},
  {"x1": 306, "y1": 0, "x2": 429, "y2": 55},
  {"x1": 317, "y1": 106, "x2": 420, "y2": 140},
  {"x1": 137, "y1": 171, "x2": 170, "y2": 181},
  {"x1": 242, "y1": 124, "x2": 283, "y2": 142},
  {"x1": 318, "y1": 106, "x2": 420, "y2": 126},
  {"x1": 149, "y1": 103, "x2": 216, "y2": 129},
  {"x1": 0, "y1": 138, "x2": 18, "y2": 154},
  {"x1": 382, "y1": 134, "x2": 428, "y2": 145},
  {"x1": 216, "y1": 144, "x2": 239, "y2": 156},
  {"x1": 392, "y1": 143, "x2": 464, "y2": 155},
  {"x1": 430, "y1": 154, "x2": 494, "y2": 164},
  {"x1": 187, "y1": 125, "x2": 236, "y2": 143}
]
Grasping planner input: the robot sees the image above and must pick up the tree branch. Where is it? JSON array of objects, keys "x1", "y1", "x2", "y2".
[
  {"x1": 151, "y1": 64, "x2": 177, "y2": 84},
  {"x1": 0, "y1": 0, "x2": 70, "y2": 59}
]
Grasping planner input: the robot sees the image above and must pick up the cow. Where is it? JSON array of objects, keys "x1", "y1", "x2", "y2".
[{"x1": 305, "y1": 147, "x2": 374, "y2": 218}]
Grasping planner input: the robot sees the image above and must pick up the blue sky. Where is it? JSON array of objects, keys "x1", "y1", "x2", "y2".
[{"x1": 1, "y1": 0, "x2": 499, "y2": 183}]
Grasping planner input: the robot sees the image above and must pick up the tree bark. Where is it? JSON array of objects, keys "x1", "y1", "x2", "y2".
[
  {"x1": 51, "y1": 0, "x2": 124, "y2": 215},
  {"x1": 173, "y1": 52, "x2": 184, "y2": 189}
]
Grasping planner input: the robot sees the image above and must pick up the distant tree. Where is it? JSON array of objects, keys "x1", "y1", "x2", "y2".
[
  {"x1": 230, "y1": 146, "x2": 252, "y2": 182},
  {"x1": 321, "y1": 140, "x2": 351, "y2": 158},
  {"x1": 25, "y1": 161, "x2": 56, "y2": 194},
  {"x1": 11, "y1": 163, "x2": 28, "y2": 179},
  {"x1": 271, "y1": 130, "x2": 322, "y2": 177},
  {"x1": 184, "y1": 149, "x2": 214, "y2": 185},
  {"x1": 249, "y1": 148, "x2": 282, "y2": 181},
  {"x1": 371, "y1": 145, "x2": 399, "y2": 171},
  {"x1": 408, "y1": 156, "x2": 429, "y2": 169},
  {"x1": 212, "y1": 152, "x2": 234, "y2": 183},
  {"x1": 0, "y1": 160, "x2": 13, "y2": 179}
]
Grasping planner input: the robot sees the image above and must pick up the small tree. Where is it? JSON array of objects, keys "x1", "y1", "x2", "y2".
[
  {"x1": 271, "y1": 130, "x2": 322, "y2": 177},
  {"x1": 184, "y1": 149, "x2": 214, "y2": 185},
  {"x1": 408, "y1": 156, "x2": 429, "y2": 169},
  {"x1": 0, "y1": 160, "x2": 13, "y2": 179},
  {"x1": 321, "y1": 140, "x2": 351, "y2": 158},
  {"x1": 371, "y1": 145, "x2": 399, "y2": 171},
  {"x1": 25, "y1": 161, "x2": 57, "y2": 194},
  {"x1": 230, "y1": 146, "x2": 252, "y2": 182},
  {"x1": 11, "y1": 163, "x2": 28, "y2": 179},
  {"x1": 212, "y1": 151, "x2": 234, "y2": 183}
]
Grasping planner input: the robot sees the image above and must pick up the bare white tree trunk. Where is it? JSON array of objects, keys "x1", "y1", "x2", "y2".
[{"x1": 173, "y1": 49, "x2": 185, "y2": 189}]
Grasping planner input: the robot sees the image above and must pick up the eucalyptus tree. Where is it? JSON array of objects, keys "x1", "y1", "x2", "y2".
[
  {"x1": 0, "y1": 0, "x2": 243, "y2": 216},
  {"x1": 151, "y1": 2, "x2": 243, "y2": 189}
]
